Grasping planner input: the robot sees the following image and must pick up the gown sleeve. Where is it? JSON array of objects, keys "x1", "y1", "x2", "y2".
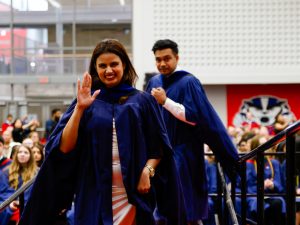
[
  {"x1": 19, "y1": 99, "x2": 84, "y2": 225},
  {"x1": 184, "y1": 77, "x2": 240, "y2": 180}
]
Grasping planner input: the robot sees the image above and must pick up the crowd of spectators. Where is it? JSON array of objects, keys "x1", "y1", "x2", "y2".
[{"x1": 0, "y1": 110, "x2": 62, "y2": 225}]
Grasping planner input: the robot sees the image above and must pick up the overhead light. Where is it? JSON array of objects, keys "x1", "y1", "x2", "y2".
[
  {"x1": 30, "y1": 62, "x2": 36, "y2": 67},
  {"x1": 0, "y1": 30, "x2": 7, "y2": 36},
  {"x1": 119, "y1": 0, "x2": 125, "y2": 6},
  {"x1": 48, "y1": 0, "x2": 61, "y2": 9}
]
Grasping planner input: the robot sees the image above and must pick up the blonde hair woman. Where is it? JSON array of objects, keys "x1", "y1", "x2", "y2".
[{"x1": 0, "y1": 144, "x2": 38, "y2": 225}]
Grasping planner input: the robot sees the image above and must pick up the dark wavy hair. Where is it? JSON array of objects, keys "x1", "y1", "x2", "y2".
[{"x1": 89, "y1": 39, "x2": 138, "y2": 90}]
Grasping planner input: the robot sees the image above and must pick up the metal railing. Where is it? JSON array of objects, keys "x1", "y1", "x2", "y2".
[
  {"x1": 0, "y1": 176, "x2": 36, "y2": 213},
  {"x1": 238, "y1": 120, "x2": 300, "y2": 225}
]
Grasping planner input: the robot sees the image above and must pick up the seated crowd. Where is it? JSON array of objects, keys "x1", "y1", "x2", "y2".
[
  {"x1": 0, "y1": 114, "x2": 45, "y2": 225},
  {"x1": 204, "y1": 112, "x2": 299, "y2": 225}
]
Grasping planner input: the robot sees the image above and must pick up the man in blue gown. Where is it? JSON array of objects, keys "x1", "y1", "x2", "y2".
[{"x1": 146, "y1": 39, "x2": 240, "y2": 224}]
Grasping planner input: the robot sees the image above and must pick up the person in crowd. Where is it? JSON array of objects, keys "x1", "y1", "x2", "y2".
[
  {"x1": 146, "y1": 39, "x2": 239, "y2": 225},
  {"x1": 0, "y1": 144, "x2": 38, "y2": 225},
  {"x1": 0, "y1": 136, "x2": 11, "y2": 171},
  {"x1": 246, "y1": 135, "x2": 285, "y2": 225},
  {"x1": 21, "y1": 138, "x2": 34, "y2": 149},
  {"x1": 237, "y1": 131, "x2": 256, "y2": 154},
  {"x1": 19, "y1": 39, "x2": 185, "y2": 225},
  {"x1": 31, "y1": 143, "x2": 44, "y2": 167},
  {"x1": 44, "y1": 109, "x2": 62, "y2": 140},
  {"x1": 1, "y1": 114, "x2": 14, "y2": 134},
  {"x1": 2, "y1": 130, "x2": 18, "y2": 159},
  {"x1": 11, "y1": 118, "x2": 38, "y2": 144},
  {"x1": 11, "y1": 119, "x2": 25, "y2": 143},
  {"x1": 28, "y1": 131, "x2": 41, "y2": 145},
  {"x1": 227, "y1": 126, "x2": 239, "y2": 147},
  {"x1": 241, "y1": 111, "x2": 260, "y2": 133},
  {"x1": 273, "y1": 113, "x2": 293, "y2": 134},
  {"x1": 9, "y1": 144, "x2": 21, "y2": 160},
  {"x1": 21, "y1": 116, "x2": 40, "y2": 138}
]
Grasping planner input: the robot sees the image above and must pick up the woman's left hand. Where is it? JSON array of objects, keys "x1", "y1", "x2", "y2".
[{"x1": 137, "y1": 167, "x2": 151, "y2": 194}]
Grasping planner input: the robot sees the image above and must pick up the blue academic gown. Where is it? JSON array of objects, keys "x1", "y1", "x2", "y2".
[
  {"x1": 0, "y1": 170, "x2": 32, "y2": 225},
  {"x1": 246, "y1": 158, "x2": 286, "y2": 215},
  {"x1": 19, "y1": 87, "x2": 186, "y2": 225},
  {"x1": 0, "y1": 157, "x2": 11, "y2": 171},
  {"x1": 146, "y1": 71, "x2": 239, "y2": 221}
]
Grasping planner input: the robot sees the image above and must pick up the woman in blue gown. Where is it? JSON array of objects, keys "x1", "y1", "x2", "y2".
[
  {"x1": 246, "y1": 135, "x2": 285, "y2": 225},
  {"x1": 19, "y1": 39, "x2": 185, "y2": 225}
]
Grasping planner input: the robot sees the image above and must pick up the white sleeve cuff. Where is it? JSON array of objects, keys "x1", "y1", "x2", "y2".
[{"x1": 163, "y1": 98, "x2": 196, "y2": 126}]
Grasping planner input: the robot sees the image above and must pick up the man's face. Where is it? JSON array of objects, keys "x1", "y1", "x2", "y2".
[
  {"x1": 54, "y1": 111, "x2": 62, "y2": 121},
  {"x1": 154, "y1": 48, "x2": 179, "y2": 76}
]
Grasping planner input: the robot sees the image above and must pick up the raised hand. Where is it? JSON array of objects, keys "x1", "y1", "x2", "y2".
[{"x1": 76, "y1": 72, "x2": 100, "y2": 110}]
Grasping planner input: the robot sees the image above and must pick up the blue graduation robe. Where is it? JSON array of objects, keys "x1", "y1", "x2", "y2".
[
  {"x1": 146, "y1": 71, "x2": 239, "y2": 221},
  {"x1": 0, "y1": 170, "x2": 32, "y2": 225},
  {"x1": 246, "y1": 158, "x2": 286, "y2": 214},
  {"x1": 19, "y1": 88, "x2": 186, "y2": 225},
  {"x1": 0, "y1": 157, "x2": 11, "y2": 171}
]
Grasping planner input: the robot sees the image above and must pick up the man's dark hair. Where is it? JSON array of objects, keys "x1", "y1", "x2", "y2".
[
  {"x1": 0, "y1": 135, "x2": 4, "y2": 145},
  {"x1": 51, "y1": 108, "x2": 61, "y2": 116},
  {"x1": 152, "y1": 39, "x2": 179, "y2": 55}
]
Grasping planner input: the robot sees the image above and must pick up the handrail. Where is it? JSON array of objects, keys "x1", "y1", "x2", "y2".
[
  {"x1": 0, "y1": 176, "x2": 36, "y2": 212},
  {"x1": 217, "y1": 162, "x2": 239, "y2": 225},
  {"x1": 238, "y1": 120, "x2": 300, "y2": 163}
]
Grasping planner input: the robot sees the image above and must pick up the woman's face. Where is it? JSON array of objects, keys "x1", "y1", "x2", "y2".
[
  {"x1": 32, "y1": 147, "x2": 42, "y2": 162},
  {"x1": 14, "y1": 119, "x2": 22, "y2": 128},
  {"x1": 96, "y1": 53, "x2": 125, "y2": 88},
  {"x1": 30, "y1": 132, "x2": 39, "y2": 143},
  {"x1": 17, "y1": 146, "x2": 31, "y2": 165}
]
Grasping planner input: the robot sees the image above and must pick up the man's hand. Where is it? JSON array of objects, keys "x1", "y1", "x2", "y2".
[{"x1": 151, "y1": 87, "x2": 167, "y2": 105}]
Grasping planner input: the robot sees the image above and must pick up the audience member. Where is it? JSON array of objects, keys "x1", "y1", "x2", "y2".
[
  {"x1": 0, "y1": 144, "x2": 38, "y2": 225},
  {"x1": 246, "y1": 135, "x2": 285, "y2": 225},
  {"x1": 1, "y1": 130, "x2": 18, "y2": 158},
  {"x1": 1, "y1": 114, "x2": 14, "y2": 134},
  {"x1": 0, "y1": 136, "x2": 11, "y2": 171},
  {"x1": 28, "y1": 131, "x2": 41, "y2": 145},
  {"x1": 31, "y1": 143, "x2": 44, "y2": 167},
  {"x1": 44, "y1": 109, "x2": 62, "y2": 140},
  {"x1": 22, "y1": 138, "x2": 34, "y2": 149}
]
